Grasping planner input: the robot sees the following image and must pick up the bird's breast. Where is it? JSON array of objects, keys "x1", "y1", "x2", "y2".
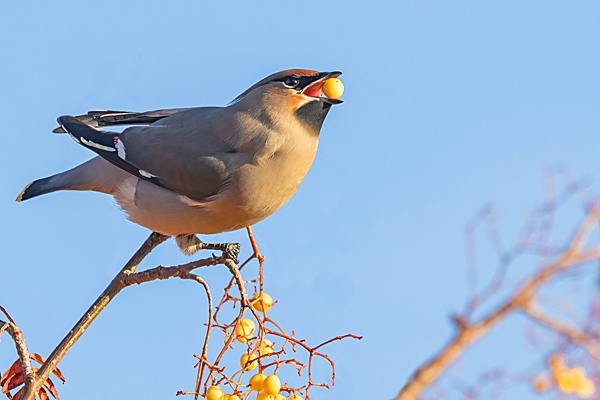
[{"x1": 230, "y1": 138, "x2": 319, "y2": 222}]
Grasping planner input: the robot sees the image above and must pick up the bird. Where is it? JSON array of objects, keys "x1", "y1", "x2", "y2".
[{"x1": 16, "y1": 69, "x2": 343, "y2": 261}]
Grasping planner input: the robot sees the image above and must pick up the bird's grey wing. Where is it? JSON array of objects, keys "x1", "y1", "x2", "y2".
[
  {"x1": 57, "y1": 116, "x2": 168, "y2": 189},
  {"x1": 58, "y1": 108, "x2": 246, "y2": 202},
  {"x1": 53, "y1": 108, "x2": 194, "y2": 133},
  {"x1": 119, "y1": 108, "x2": 247, "y2": 201}
]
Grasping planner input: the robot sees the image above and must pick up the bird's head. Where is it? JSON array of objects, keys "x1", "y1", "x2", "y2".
[{"x1": 231, "y1": 69, "x2": 343, "y2": 134}]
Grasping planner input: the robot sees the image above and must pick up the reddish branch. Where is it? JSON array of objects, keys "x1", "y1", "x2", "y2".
[
  {"x1": 181, "y1": 233, "x2": 362, "y2": 400},
  {"x1": 246, "y1": 226, "x2": 265, "y2": 294},
  {"x1": 15, "y1": 232, "x2": 170, "y2": 400},
  {"x1": 1, "y1": 310, "x2": 66, "y2": 400},
  {"x1": 3, "y1": 228, "x2": 360, "y2": 400},
  {"x1": 0, "y1": 319, "x2": 34, "y2": 389},
  {"x1": 10, "y1": 232, "x2": 231, "y2": 400}
]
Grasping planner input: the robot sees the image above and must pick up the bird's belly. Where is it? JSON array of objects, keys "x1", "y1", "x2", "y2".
[
  {"x1": 113, "y1": 177, "x2": 282, "y2": 236},
  {"x1": 113, "y1": 147, "x2": 314, "y2": 236}
]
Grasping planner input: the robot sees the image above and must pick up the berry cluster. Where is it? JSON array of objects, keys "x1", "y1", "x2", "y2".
[{"x1": 177, "y1": 253, "x2": 361, "y2": 400}]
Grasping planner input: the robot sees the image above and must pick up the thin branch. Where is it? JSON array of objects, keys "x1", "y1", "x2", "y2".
[
  {"x1": 223, "y1": 259, "x2": 251, "y2": 308},
  {"x1": 395, "y1": 205, "x2": 600, "y2": 400},
  {"x1": 21, "y1": 232, "x2": 170, "y2": 400},
  {"x1": 120, "y1": 256, "x2": 225, "y2": 287},
  {"x1": 0, "y1": 306, "x2": 16, "y2": 325},
  {"x1": 524, "y1": 305, "x2": 600, "y2": 360},
  {"x1": 7, "y1": 226, "x2": 357, "y2": 400},
  {"x1": 0, "y1": 319, "x2": 34, "y2": 387},
  {"x1": 246, "y1": 226, "x2": 265, "y2": 293},
  {"x1": 179, "y1": 272, "x2": 213, "y2": 400}
]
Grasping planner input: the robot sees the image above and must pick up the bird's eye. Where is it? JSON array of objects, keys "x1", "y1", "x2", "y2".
[{"x1": 283, "y1": 77, "x2": 299, "y2": 88}]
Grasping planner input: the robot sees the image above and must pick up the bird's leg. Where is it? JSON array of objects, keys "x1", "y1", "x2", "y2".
[
  {"x1": 175, "y1": 234, "x2": 240, "y2": 264},
  {"x1": 201, "y1": 242, "x2": 241, "y2": 264}
]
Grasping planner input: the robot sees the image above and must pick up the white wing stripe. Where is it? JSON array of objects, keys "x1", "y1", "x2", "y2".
[{"x1": 81, "y1": 137, "x2": 116, "y2": 152}]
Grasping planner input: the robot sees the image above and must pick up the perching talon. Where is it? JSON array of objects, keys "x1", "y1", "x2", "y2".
[{"x1": 222, "y1": 243, "x2": 241, "y2": 264}]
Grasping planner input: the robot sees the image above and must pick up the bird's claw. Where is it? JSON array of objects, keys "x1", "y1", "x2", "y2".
[{"x1": 223, "y1": 243, "x2": 241, "y2": 264}]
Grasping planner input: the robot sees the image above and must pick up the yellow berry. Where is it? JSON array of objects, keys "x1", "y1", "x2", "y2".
[
  {"x1": 206, "y1": 385, "x2": 224, "y2": 400},
  {"x1": 260, "y1": 339, "x2": 274, "y2": 356},
  {"x1": 262, "y1": 375, "x2": 281, "y2": 395},
  {"x1": 288, "y1": 395, "x2": 304, "y2": 400},
  {"x1": 577, "y1": 378, "x2": 595, "y2": 398},
  {"x1": 274, "y1": 395, "x2": 286, "y2": 400},
  {"x1": 322, "y1": 78, "x2": 344, "y2": 99},
  {"x1": 256, "y1": 393, "x2": 273, "y2": 400},
  {"x1": 240, "y1": 352, "x2": 258, "y2": 371},
  {"x1": 249, "y1": 373, "x2": 266, "y2": 391},
  {"x1": 226, "y1": 396, "x2": 241, "y2": 400},
  {"x1": 532, "y1": 376, "x2": 549, "y2": 392},
  {"x1": 253, "y1": 293, "x2": 274, "y2": 312},
  {"x1": 556, "y1": 366, "x2": 589, "y2": 394},
  {"x1": 235, "y1": 318, "x2": 255, "y2": 343}
]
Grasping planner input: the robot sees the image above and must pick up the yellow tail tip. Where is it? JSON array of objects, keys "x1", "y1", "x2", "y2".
[{"x1": 16, "y1": 182, "x2": 33, "y2": 202}]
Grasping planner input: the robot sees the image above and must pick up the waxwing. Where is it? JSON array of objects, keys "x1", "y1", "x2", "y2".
[{"x1": 16, "y1": 69, "x2": 343, "y2": 260}]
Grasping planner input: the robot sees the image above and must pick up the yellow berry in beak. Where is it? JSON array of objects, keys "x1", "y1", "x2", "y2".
[{"x1": 322, "y1": 78, "x2": 344, "y2": 99}]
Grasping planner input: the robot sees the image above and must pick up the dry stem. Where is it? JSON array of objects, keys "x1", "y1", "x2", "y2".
[
  {"x1": 395, "y1": 204, "x2": 600, "y2": 400},
  {"x1": 18, "y1": 232, "x2": 170, "y2": 399},
  {"x1": 524, "y1": 305, "x2": 600, "y2": 360},
  {"x1": 5, "y1": 227, "x2": 359, "y2": 400},
  {"x1": 0, "y1": 319, "x2": 34, "y2": 388}
]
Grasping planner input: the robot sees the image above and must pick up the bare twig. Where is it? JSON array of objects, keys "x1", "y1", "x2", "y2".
[
  {"x1": 6, "y1": 227, "x2": 358, "y2": 400},
  {"x1": 179, "y1": 273, "x2": 213, "y2": 400},
  {"x1": 0, "y1": 319, "x2": 34, "y2": 387},
  {"x1": 395, "y1": 204, "x2": 600, "y2": 400},
  {"x1": 0, "y1": 306, "x2": 16, "y2": 325},
  {"x1": 246, "y1": 226, "x2": 265, "y2": 293},
  {"x1": 20, "y1": 232, "x2": 170, "y2": 400},
  {"x1": 524, "y1": 305, "x2": 600, "y2": 360}
]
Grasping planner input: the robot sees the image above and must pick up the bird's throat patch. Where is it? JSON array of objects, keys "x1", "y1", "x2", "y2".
[{"x1": 294, "y1": 100, "x2": 332, "y2": 135}]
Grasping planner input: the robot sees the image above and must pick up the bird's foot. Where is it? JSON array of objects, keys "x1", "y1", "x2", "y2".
[
  {"x1": 200, "y1": 241, "x2": 240, "y2": 263},
  {"x1": 221, "y1": 243, "x2": 241, "y2": 264},
  {"x1": 175, "y1": 235, "x2": 240, "y2": 263}
]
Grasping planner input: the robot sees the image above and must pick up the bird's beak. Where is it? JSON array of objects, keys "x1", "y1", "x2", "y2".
[{"x1": 301, "y1": 71, "x2": 343, "y2": 105}]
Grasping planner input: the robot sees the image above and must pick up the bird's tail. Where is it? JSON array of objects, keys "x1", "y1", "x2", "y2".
[
  {"x1": 16, "y1": 175, "x2": 64, "y2": 202},
  {"x1": 15, "y1": 157, "x2": 131, "y2": 203}
]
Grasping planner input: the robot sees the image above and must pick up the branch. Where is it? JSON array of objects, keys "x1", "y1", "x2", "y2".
[
  {"x1": 394, "y1": 205, "x2": 600, "y2": 400},
  {"x1": 21, "y1": 232, "x2": 170, "y2": 400},
  {"x1": 8, "y1": 228, "x2": 358, "y2": 400},
  {"x1": 178, "y1": 272, "x2": 213, "y2": 400},
  {"x1": 524, "y1": 305, "x2": 600, "y2": 360},
  {"x1": 0, "y1": 319, "x2": 34, "y2": 387}
]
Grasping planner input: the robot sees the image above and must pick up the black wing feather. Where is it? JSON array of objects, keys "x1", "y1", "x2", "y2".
[
  {"x1": 53, "y1": 108, "x2": 194, "y2": 133},
  {"x1": 57, "y1": 115, "x2": 167, "y2": 189}
]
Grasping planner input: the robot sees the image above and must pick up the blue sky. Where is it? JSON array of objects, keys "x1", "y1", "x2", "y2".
[{"x1": 2, "y1": 2, "x2": 600, "y2": 399}]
